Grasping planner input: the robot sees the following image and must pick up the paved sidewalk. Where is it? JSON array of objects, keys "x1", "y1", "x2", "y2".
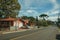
[
  {"x1": 0, "y1": 27, "x2": 49, "y2": 40},
  {"x1": 0, "y1": 27, "x2": 45, "y2": 35},
  {"x1": 1, "y1": 29, "x2": 30, "y2": 35}
]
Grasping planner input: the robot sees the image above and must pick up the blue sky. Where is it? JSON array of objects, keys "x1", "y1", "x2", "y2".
[{"x1": 18, "y1": 0, "x2": 60, "y2": 21}]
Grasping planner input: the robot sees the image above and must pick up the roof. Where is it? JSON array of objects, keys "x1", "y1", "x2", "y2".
[
  {"x1": 0, "y1": 17, "x2": 16, "y2": 21},
  {"x1": 0, "y1": 17, "x2": 29, "y2": 24}
]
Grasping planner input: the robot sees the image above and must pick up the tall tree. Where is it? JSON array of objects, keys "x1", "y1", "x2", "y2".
[
  {"x1": 39, "y1": 14, "x2": 49, "y2": 26},
  {"x1": 0, "y1": 0, "x2": 21, "y2": 18},
  {"x1": 39, "y1": 14, "x2": 49, "y2": 20}
]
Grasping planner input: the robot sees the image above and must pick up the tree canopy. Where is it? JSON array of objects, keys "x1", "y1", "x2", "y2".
[
  {"x1": 0, "y1": 0, "x2": 21, "y2": 18},
  {"x1": 21, "y1": 16, "x2": 36, "y2": 26},
  {"x1": 39, "y1": 14, "x2": 49, "y2": 20},
  {"x1": 21, "y1": 16, "x2": 28, "y2": 20}
]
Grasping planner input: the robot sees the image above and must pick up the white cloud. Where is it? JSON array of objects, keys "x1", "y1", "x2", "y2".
[
  {"x1": 20, "y1": 0, "x2": 54, "y2": 10},
  {"x1": 44, "y1": 0, "x2": 59, "y2": 16},
  {"x1": 44, "y1": 10, "x2": 59, "y2": 15},
  {"x1": 51, "y1": 10, "x2": 59, "y2": 15},
  {"x1": 26, "y1": 10, "x2": 40, "y2": 17},
  {"x1": 19, "y1": 10, "x2": 40, "y2": 17},
  {"x1": 48, "y1": 16, "x2": 58, "y2": 21},
  {"x1": 44, "y1": 9, "x2": 59, "y2": 21},
  {"x1": 27, "y1": 10, "x2": 35, "y2": 13},
  {"x1": 24, "y1": 0, "x2": 32, "y2": 7}
]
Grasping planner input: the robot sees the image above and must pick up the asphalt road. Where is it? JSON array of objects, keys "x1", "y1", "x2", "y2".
[
  {"x1": 0, "y1": 27, "x2": 46, "y2": 40},
  {"x1": 11, "y1": 26, "x2": 58, "y2": 40}
]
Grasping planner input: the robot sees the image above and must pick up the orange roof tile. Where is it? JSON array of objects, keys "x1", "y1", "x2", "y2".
[{"x1": 0, "y1": 18, "x2": 16, "y2": 21}]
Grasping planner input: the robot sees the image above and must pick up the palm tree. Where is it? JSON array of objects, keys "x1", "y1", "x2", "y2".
[{"x1": 39, "y1": 14, "x2": 49, "y2": 20}]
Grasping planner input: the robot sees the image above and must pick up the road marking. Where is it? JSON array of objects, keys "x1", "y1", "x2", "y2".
[{"x1": 10, "y1": 30, "x2": 41, "y2": 40}]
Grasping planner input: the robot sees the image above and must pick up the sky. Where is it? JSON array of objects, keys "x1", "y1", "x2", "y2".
[{"x1": 18, "y1": 0, "x2": 60, "y2": 21}]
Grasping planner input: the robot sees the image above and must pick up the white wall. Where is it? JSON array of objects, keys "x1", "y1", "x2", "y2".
[
  {"x1": 14, "y1": 21, "x2": 23, "y2": 29},
  {"x1": 19, "y1": 22, "x2": 23, "y2": 28}
]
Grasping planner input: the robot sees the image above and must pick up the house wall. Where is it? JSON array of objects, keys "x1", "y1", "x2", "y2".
[
  {"x1": 10, "y1": 20, "x2": 24, "y2": 31},
  {"x1": 18, "y1": 22, "x2": 23, "y2": 28},
  {"x1": 13, "y1": 20, "x2": 23, "y2": 29}
]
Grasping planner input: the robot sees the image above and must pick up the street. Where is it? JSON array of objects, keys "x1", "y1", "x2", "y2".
[
  {"x1": 0, "y1": 26, "x2": 59, "y2": 40},
  {"x1": 11, "y1": 26, "x2": 58, "y2": 40}
]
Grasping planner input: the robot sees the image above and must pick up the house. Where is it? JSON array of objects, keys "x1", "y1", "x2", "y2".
[
  {"x1": 0, "y1": 17, "x2": 24, "y2": 31},
  {"x1": 0, "y1": 17, "x2": 30, "y2": 31}
]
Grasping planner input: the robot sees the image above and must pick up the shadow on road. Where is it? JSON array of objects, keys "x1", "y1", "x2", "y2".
[{"x1": 56, "y1": 34, "x2": 60, "y2": 40}]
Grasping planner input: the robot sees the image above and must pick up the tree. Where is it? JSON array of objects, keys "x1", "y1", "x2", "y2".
[
  {"x1": 21, "y1": 16, "x2": 35, "y2": 21},
  {"x1": 28, "y1": 17, "x2": 36, "y2": 26},
  {"x1": 39, "y1": 14, "x2": 49, "y2": 26},
  {"x1": 0, "y1": 0, "x2": 21, "y2": 18},
  {"x1": 39, "y1": 14, "x2": 49, "y2": 20},
  {"x1": 21, "y1": 16, "x2": 36, "y2": 26},
  {"x1": 21, "y1": 16, "x2": 28, "y2": 20}
]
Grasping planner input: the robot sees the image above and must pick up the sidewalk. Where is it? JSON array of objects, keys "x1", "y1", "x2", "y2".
[
  {"x1": 0, "y1": 27, "x2": 46, "y2": 40},
  {"x1": 0, "y1": 27, "x2": 45, "y2": 35},
  {"x1": 1, "y1": 29, "x2": 30, "y2": 35}
]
